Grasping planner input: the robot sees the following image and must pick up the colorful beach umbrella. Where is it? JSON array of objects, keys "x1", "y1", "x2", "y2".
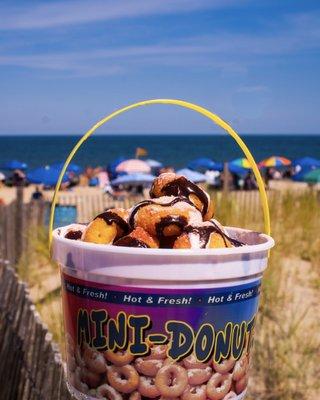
[
  {"x1": 111, "y1": 173, "x2": 155, "y2": 186},
  {"x1": 259, "y1": 156, "x2": 291, "y2": 168},
  {"x1": 176, "y1": 168, "x2": 207, "y2": 183},
  {"x1": 229, "y1": 158, "x2": 251, "y2": 169},
  {"x1": 188, "y1": 158, "x2": 223, "y2": 172},
  {"x1": 116, "y1": 159, "x2": 151, "y2": 174},
  {"x1": 1, "y1": 159, "x2": 28, "y2": 170},
  {"x1": 302, "y1": 168, "x2": 320, "y2": 184},
  {"x1": 27, "y1": 165, "x2": 69, "y2": 186}
]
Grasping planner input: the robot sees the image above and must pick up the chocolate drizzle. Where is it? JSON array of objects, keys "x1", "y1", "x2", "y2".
[
  {"x1": 95, "y1": 211, "x2": 129, "y2": 234},
  {"x1": 185, "y1": 221, "x2": 244, "y2": 248},
  {"x1": 156, "y1": 215, "x2": 188, "y2": 248},
  {"x1": 114, "y1": 236, "x2": 149, "y2": 248},
  {"x1": 65, "y1": 230, "x2": 83, "y2": 240},
  {"x1": 128, "y1": 197, "x2": 194, "y2": 228},
  {"x1": 151, "y1": 176, "x2": 209, "y2": 217}
]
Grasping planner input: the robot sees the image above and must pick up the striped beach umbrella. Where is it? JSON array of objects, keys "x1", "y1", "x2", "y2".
[
  {"x1": 259, "y1": 156, "x2": 291, "y2": 168},
  {"x1": 230, "y1": 158, "x2": 251, "y2": 169},
  {"x1": 116, "y1": 159, "x2": 151, "y2": 174}
]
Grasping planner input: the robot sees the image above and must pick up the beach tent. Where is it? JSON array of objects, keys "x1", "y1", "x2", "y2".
[
  {"x1": 27, "y1": 165, "x2": 69, "y2": 186},
  {"x1": 1, "y1": 159, "x2": 28, "y2": 170},
  {"x1": 258, "y1": 156, "x2": 291, "y2": 168},
  {"x1": 188, "y1": 158, "x2": 223, "y2": 172},
  {"x1": 111, "y1": 173, "x2": 155, "y2": 186},
  {"x1": 302, "y1": 168, "x2": 320, "y2": 184},
  {"x1": 145, "y1": 159, "x2": 163, "y2": 168},
  {"x1": 51, "y1": 162, "x2": 83, "y2": 174},
  {"x1": 176, "y1": 168, "x2": 207, "y2": 183},
  {"x1": 116, "y1": 159, "x2": 151, "y2": 174}
]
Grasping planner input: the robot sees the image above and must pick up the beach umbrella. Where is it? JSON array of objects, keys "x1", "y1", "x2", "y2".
[
  {"x1": 0, "y1": 172, "x2": 5, "y2": 181},
  {"x1": 302, "y1": 168, "x2": 320, "y2": 184},
  {"x1": 292, "y1": 157, "x2": 320, "y2": 168},
  {"x1": 145, "y1": 159, "x2": 163, "y2": 168},
  {"x1": 51, "y1": 162, "x2": 83, "y2": 174},
  {"x1": 176, "y1": 168, "x2": 207, "y2": 183},
  {"x1": 27, "y1": 165, "x2": 69, "y2": 186},
  {"x1": 1, "y1": 159, "x2": 28, "y2": 170},
  {"x1": 188, "y1": 158, "x2": 223, "y2": 172},
  {"x1": 229, "y1": 158, "x2": 251, "y2": 169},
  {"x1": 259, "y1": 156, "x2": 291, "y2": 168},
  {"x1": 116, "y1": 159, "x2": 151, "y2": 174},
  {"x1": 111, "y1": 173, "x2": 155, "y2": 186}
]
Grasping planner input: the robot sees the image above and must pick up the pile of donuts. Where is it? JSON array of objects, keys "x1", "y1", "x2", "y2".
[
  {"x1": 66, "y1": 335, "x2": 250, "y2": 400},
  {"x1": 64, "y1": 173, "x2": 243, "y2": 249}
]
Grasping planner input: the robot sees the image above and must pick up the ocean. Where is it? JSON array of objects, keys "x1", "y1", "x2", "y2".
[{"x1": 0, "y1": 134, "x2": 319, "y2": 170}]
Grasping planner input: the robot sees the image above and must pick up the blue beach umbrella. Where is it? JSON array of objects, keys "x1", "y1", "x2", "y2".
[
  {"x1": 188, "y1": 158, "x2": 223, "y2": 172},
  {"x1": 292, "y1": 157, "x2": 320, "y2": 169},
  {"x1": 111, "y1": 173, "x2": 155, "y2": 186},
  {"x1": 1, "y1": 159, "x2": 28, "y2": 170},
  {"x1": 51, "y1": 162, "x2": 83, "y2": 174},
  {"x1": 27, "y1": 165, "x2": 69, "y2": 186},
  {"x1": 176, "y1": 168, "x2": 207, "y2": 183}
]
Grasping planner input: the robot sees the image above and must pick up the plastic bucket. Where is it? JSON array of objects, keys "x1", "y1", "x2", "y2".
[
  {"x1": 52, "y1": 225, "x2": 274, "y2": 400},
  {"x1": 50, "y1": 99, "x2": 274, "y2": 400}
]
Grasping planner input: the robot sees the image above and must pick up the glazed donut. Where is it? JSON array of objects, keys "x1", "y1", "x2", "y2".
[
  {"x1": 96, "y1": 383, "x2": 122, "y2": 400},
  {"x1": 235, "y1": 373, "x2": 248, "y2": 395},
  {"x1": 212, "y1": 358, "x2": 236, "y2": 374},
  {"x1": 232, "y1": 355, "x2": 248, "y2": 381},
  {"x1": 135, "y1": 358, "x2": 164, "y2": 376},
  {"x1": 150, "y1": 173, "x2": 214, "y2": 220},
  {"x1": 222, "y1": 392, "x2": 237, "y2": 399},
  {"x1": 187, "y1": 366, "x2": 212, "y2": 385},
  {"x1": 129, "y1": 391, "x2": 142, "y2": 400},
  {"x1": 106, "y1": 365, "x2": 139, "y2": 394},
  {"x1": 206, "y1": 373, "x2": 232, "y2": 400},
  {"x1": 80, "y1": 366, "x2": 101, "y2": 388},
  {"x1": 183, "y1": 354, "x2": 210, "y2": 370},
  {"x1": 138, "y1": 376, "x2": 161, "y2": 398},
  {"x1": 83, "y1": 344, "x2": 107, "y2": 374},
  {"x1": 129, "y1": 196, "x2": 202, "y2": 247},
  {"x1": 155, "y1": 364, "x2": 188, "y2": 397},
  {"x1": 104, "y1": 349, "x2": 134, "y2": 366},
  {"x1": 114, "y1": 227, "x2": 159, "y2": 248},
  {"x1": 82, "y1": 208, "x2": 129, "y2": 244},
  {"x1": 182, "y1": 385, "x2": 206, "y2": 400}
]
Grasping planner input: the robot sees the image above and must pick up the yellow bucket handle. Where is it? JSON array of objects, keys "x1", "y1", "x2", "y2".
[{"x1": 49, "y1": 99, "x2": 270, "y2": 246}]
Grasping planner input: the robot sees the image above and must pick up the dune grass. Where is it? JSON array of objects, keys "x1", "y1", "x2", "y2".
[{"x1": 16, "y1": 189, "x2": 320, "y2": 400}]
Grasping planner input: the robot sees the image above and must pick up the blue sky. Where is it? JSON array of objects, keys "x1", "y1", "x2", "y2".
[{"x1": 0, "y1": 0, "x2": 319, "y2": 135}]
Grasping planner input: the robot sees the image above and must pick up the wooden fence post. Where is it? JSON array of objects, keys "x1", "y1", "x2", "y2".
[{"x1": 15, "y1": 185, "x2": 24, "y2": 264}]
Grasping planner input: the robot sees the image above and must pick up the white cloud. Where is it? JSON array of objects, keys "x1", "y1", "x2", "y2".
[{"x1": 0, "y1": 0, "x2": 243, "y2": 30}]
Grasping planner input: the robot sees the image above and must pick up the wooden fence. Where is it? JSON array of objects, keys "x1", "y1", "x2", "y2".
[{"x1": 0, "y1": 260, "x2": 72, "y2": 400}]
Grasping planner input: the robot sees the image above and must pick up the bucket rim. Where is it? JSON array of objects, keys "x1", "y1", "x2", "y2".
[{"x1": 52, "y1": 224, "x2": 275, "y2": 257}]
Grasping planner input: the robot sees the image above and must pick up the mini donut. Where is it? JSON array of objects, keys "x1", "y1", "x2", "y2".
[
  {"x1": 222, "y1": 392, "x2": 237, "y2": 399},
  {"x1": 106, "y1": 365, "x2": 139, "y2": 394},
  {"x1": 135, "y1": 358, "x2": 164, "y2": 376},
  {"x1": 150, "y1": 173, "x2": 214, "y2": 220},
  {"x1": 104, "y1": 349, "x2": 134, "y2": 366},
  {"x1": 155, "y1": 364, "x2": 188, "y2": 397},
  {"x1": 96, "y1": 383, "x2": 122, "y2": 400},
  {"x1": 183, "y1": 354, "x2": 210, "y2": 370},
  {"x1": 129, "y1": 391, "x2": 142, "y2": 400},
  {"x1": 232, "y1": 355, "x2": 248, "y2": 381},
  {"x1": 235, "y1": 373, "x2": 248, "y2": 395},
  {"x1": 187, "y1": 366, "x2": 212, "y2": 385},
  {"x1": 206, "y1": 373, "x2": 232, "y2": 400},
  {"x1": 82, "y1": 208, "x2": 129, "y2": 244},
  {"x1": 174, "y1": 221, "x2": 237, "y2": 249},
  {"x1": 114, "y1": 227, "x2": 159, "y2": 248},
  {"x1": 83, "y1": 343, "x2": 107, "y2": 374},
  {"x1": 212, "y1": 358, "x2": 236, "y2": 374},
  {"x1": 145, "y1": 344, "x2": 168, "y2": 360},
  {"x1": 182, "y1": 385, "x2": 207, "y2": 400},
  {"x1": 80, "y1": 366, "x2": 101, "y2": 388},
  {"x1": 138, "y1": 376, "x2": 161, "y2": 398}
]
